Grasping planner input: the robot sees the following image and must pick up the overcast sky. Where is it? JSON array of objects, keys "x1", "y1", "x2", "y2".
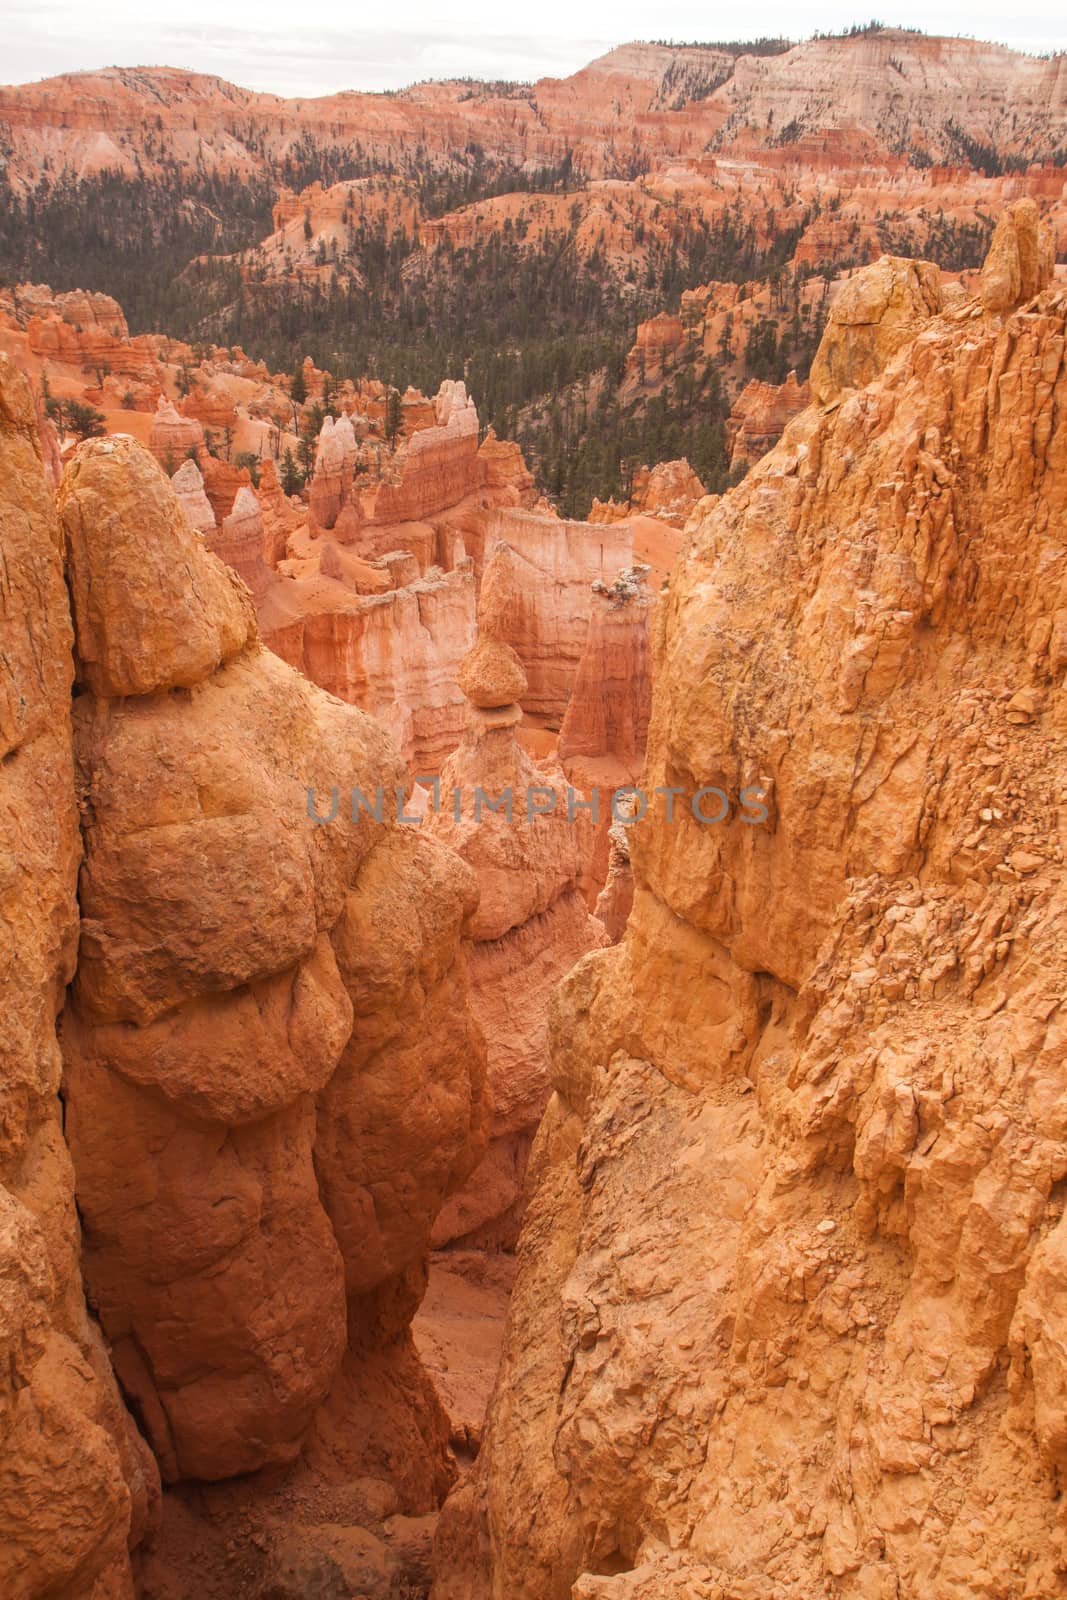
[{"x1": 4, "y1": 1, "x2": 1066, "y2": 97}]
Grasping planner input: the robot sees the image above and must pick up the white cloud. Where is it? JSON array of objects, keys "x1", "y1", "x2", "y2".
[{"x1": 3, "y1": 4, "x2": 1065, "y2": 95}]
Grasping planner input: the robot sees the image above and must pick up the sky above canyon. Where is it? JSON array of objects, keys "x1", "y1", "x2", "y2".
[{"x1": 4, "y1": 0, "x2": 1066, "y2": 94}]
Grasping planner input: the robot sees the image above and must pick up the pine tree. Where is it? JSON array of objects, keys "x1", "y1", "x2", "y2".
[
  {"x1": 280, "y1": 447, "x2": 304, "y2": 496},
  {"x1": 385, "y1": 387, "x2": 403, "y2": 445}
]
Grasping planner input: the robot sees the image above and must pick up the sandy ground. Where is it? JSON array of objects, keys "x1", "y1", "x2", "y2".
[
  {"x1": 413, "y1": 1250, "x2": 517, "y2": 1464},
  {"x1": 630, "y1": 512, "x2": 684, "y2": 587}
]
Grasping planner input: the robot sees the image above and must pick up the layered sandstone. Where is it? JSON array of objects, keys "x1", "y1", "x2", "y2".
[
  {"x1": 434, "y1": 210, "x2": 1067, "y2": 1599},
  {"x1": 478, "y1": 511, "x2": 634, "y2": 726},
  {"x1": 557, "y1": 567, "x2": 655, "y2": 909},
  {"x1": 370, "y1": 382, "x2": 481, "y2": 526},
  {"x1": 147, "y1": 397, "x2": 204, "y2": 469},
  {"x1": 207, "y1": 483, "x2": 274, "y2": 598},
  {"x1": 263, "y1": 558, "x2": 478, "y2": 774},
  {"x1": 726, "y1": 370, "x2": 812, "y2": 468},
  {"x1": 2, "y1": 36, "x2": 1067, "y2": 202},
  {"x1": 308, "y1": 411, "x2": 361, "y2": 535},
  {"x1": 558, "y1": 568, "x2": 654, "y2": 768}
]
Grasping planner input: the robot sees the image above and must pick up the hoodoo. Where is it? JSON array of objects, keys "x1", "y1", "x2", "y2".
[{"x1": 428, "y1": 635, "x2": 606, "y2": 1245}]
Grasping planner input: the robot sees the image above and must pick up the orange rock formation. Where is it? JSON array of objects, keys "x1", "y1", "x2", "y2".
[
  {"x1": 0, "y1": 353, "x2": 157, "y2": 1600},
  {"x1": 428, "y1": 638, "x2": 605, "y2": 1247},
  {"x1": 0, "y1": 382, "x2": 499, "y2": 1594},
  {"x1": 478, "y1": 511, "x2": 635, "y2": 727},
  {"x1": 433, "y1": 203, "x2": 1067, "y2": 1600},
  {"x1": 726, "y1": 370, "x2": 812, "y2": 468}
]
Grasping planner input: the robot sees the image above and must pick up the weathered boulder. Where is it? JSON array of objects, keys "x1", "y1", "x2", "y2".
[{"x1": 809, "y1": 253, "x2": 942, "y2": 404}]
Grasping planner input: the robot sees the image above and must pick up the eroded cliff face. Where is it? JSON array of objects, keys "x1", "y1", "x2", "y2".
[
  {"x1": 434, "y1": 206, "x2": 1067, "y2": 1598},
  {"x1": 0, "y1": 355, "x2": 157, "y2": 1600},
  {"x1": 478, "y1": 513, "x2": 634, "y2": 729}
]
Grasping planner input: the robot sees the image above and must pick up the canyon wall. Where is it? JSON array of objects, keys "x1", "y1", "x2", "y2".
[
  {"x1": 435, "y1": 206, "x2": 1067, "y2": 1599},
  {"x1": 264, "y1": 559, "x2": 478, "y2": 775},
  {"x1": 480, "y1": 511, "x2": 634, "y2": 726},
  {"x1": 0, "y1": 355, "x2": 156, "y2": 1600},
  {"x1": 2, "y1": 35, "x2": 1067, "y2": 196}
]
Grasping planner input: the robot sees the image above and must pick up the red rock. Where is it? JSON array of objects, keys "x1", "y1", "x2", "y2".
[
  {"x1": 262, "y1": 558, "x2": 478, "y2": 774},
  {"x1": 148, "y1": 395, "x2": 204, "y2": 470},
  {"x1": 980, "y1": 197, "x2": 1056, "y2": 312},
  {"x1": 371, "y1": 383, "x2": 481, "y2": 525},
  {"x1": 726, "y1": 371, "x2": 811, "y2": 468},
  {"x1": 477, "y1": 428, "x2": 534, "y2": 498},
  {"x1": 54, "y1": 434, "x2": 487, "y2": 1495},
  {"x1": 590, "y1": 458, "x2": 706, "y2": 527},
  {"x1": 558, "y1": 568, "x2": 654, "y2": 766},
  {"x1": 199, "y1": 453, "x2": 253, "y2": 527},
  {"x1": 207, "y1": 484, "x2": 275, "y2": 598},
  {"x1": 427, "y1": 647, "x2": 604, "y2": 1245},
  {"x1": 0, "y1": 354, "x2": 157, "y2": 1599},
  {"x1": 309, "y1": 412, "x2": 361, "y2": 534},
  {"x1": 478, "y1": 510, "x2": 634, "y2": 726},
  {"x1": 809, "y1": 254, "x2": 942, "y2": 404},
  {"x1": 434, "y1": 220, "x2": 1067, "y2": 1600},
  {"x1": 59, "y1": 436, "x2": 254, "y2": 699}
]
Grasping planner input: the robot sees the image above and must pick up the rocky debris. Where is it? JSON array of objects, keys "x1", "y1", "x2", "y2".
[
  {"x1": 170, "y1": 456, "x2": 217, "y2": 536},
  {"x1": 979, "y1": 196, "x2": 1057, "y2": 313},
  {"x1": 809, "y1": 253, "x2": 943, "y2": 404},
  {"x1": 433, "y1": 236, "x2": 1067, "y2": 1598},
  {"x1": 726, "y1": 370, "x2": 812, "y2": 468},
  {"x1": 0, "y1": 354, "x2": 158, "y2": 1600}
]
